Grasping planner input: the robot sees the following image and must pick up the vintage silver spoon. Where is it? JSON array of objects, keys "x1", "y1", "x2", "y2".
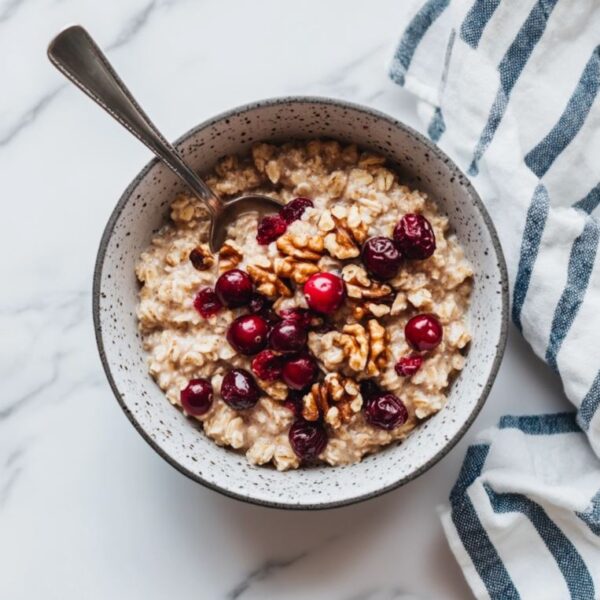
[{"x1": 47, "y1": 25, "x2": 283, "y2": 253}]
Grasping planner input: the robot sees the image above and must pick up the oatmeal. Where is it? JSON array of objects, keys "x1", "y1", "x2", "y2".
[{"x1": 136, "y1": 140, "x2": 473, "y2": 471}]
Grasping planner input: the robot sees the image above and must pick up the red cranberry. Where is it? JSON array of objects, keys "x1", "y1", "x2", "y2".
[
  {"x1": 364, "y1": 393, "x2": 408, "y2": 430},
  {"x1": 282, "y1": 354, "x2": 318, "y2": 390},
  {"x1": 289, "y1": 419, "x2": 328, "y2": 460},
  {"x1": 269, "y1": 320, "x2": 308, "y2": 353},
  {"x1": 221, "y1": 368, "x2": 260, "y2": 410},
  {"x1": 280, "y1": 197, "x2": 314, "y2": 224},
  {"x1": 193, "y1": 287, "x2": 222, "y2": 318},
  {"x1": 257, "y1": 214, "x2": 287, "y2": 244},
  {"x1": 227, "y1": 314, "x2": 269, "y2": 355},
  {"x1": 360, "y1": 379, "x2": 382, "y2": 401},
  {"x1": 251, "y1": 350, "x2": 285, "y2": 381},
  {"x1": 395, "y1": 355, "x2": 424, "y2": 376},
  {"x1": 393, "y1": 213, "x2": 436, "y2": 259},
  {"x1": 215, "y1": 269, "x2": 253, "y2": 307},
  {"x1": 278, "y1": 307, "x2": 313, "y2": 329},
  {"x1": 303, "y1": 272, "x2": 346, "y2": 315},
  {"x1": 283, "y1": 390, "x2": 304, "y2": 417},
  {"x1": 248, "y1": 292, "x2": 270, "y2": 314},
  {"x1": 405, "y1": 314, "x2": 443, "y2": 351},
  {"x1": 180, "y1": 378, "x2": 213, "y2": 416},
  {"x1": 361, "y1": 236, "x2": 402, "y2": 280}
]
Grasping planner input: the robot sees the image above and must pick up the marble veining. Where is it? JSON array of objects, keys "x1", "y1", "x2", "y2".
[{"x1": 0, "y1": 0, "x2": 572, "y2": 598}]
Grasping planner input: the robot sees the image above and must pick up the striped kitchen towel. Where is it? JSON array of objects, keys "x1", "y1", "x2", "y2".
[
  {"x1": 442, "y1": 413, "x2": 600, "y2": 599},
  {"x1": 390, "y1": 0, "x2": 600, "y2": 597}
]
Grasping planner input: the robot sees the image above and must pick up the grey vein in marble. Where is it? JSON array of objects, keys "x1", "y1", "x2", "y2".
[
  {"x1": 226, "y1": 534, "x2": 342, "y2": 600},
  {"x1": 0, "y1": 0, "x2": 25, "y2": 23},
  {"x1": 0, "y1": 0, "x2": 174, "y2": 147}
]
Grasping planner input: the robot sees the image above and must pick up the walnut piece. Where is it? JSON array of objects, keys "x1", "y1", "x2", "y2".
[
  {"x1": 302, "y1": 373, "x2": 363, "y2": 428},
  {"x1": 276, "y1": 231, "x2": 324, "y2": 261},
  {"x1": 366, "y1": 319, "x2": 389, "y2": 377},
  {"x1": 342, "y1": 264, "x2": 393, "y2": 299},
  {"x1": 309, "y1": 323, "x2": 369, "y2": 373},
  {"x1": 247, "y1": 259, "x2": 293, "y2": 298},
  {"x1": 218, "y1": 240, "x2": 243, "y2": 273},
  {"x1": 189, "y1": 244, "x2": 214, "y2": 271}
]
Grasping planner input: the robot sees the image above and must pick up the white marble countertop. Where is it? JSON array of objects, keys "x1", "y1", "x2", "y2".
[{"x1": 0, "y1": 0, "x2": 572, "y2": 598}]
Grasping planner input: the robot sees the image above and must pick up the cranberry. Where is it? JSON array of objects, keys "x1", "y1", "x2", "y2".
[
  {"x1": 280, "y1": 197, "x2": 314, "y2": 224},
  {"x1": 364, "y1": 393, "x2": 408, "y2": 430},
  {"x1": 251, "y1": 350, "x2": 285, "y2": 381},
  {"x1": 283, "y1": 390, "x2": 304, "y2": 417},
  {"x1": 221, "y1": 368, "x2": 260, "y2": 410},
  {"x1": 193, "y1": 287, "x2": 222, "y2": 318},
  {"x1": 361, "y1": 236, "x2": 402, "y2": 280},
  {"x1": 303, "y1": 272, "x2": 346, "y2": 315},
  {"x1": 248, "y1": 292, "x2": 270, "y2": 314},
  {"x1": 215, "y1": 269, "x2": 253, "y2": 307},
  {"x1": 180, "y1": 378, "x2": 213, "y2": 416},
  {"x1": 227, "y1": 314, "x2": 269, "y2": 355},
  {"x1": 282, "y1": 354, "x2": 318, "y2": 390},
  {"x1": 393, "y1": 213, "x2": 436, "y2": 260},
  {"x1": 289, "y1": 419, "x2": 328, "y2": 460},
  {"x1": 269, "y1": 320, "x2": 308, "y2": 353},
  {"x1": 360, "y1": 379, "x2": 382, "y2": 401},
  {"x1": 395, "y1": 355, "x2": 424, "y2": 376},
  {"x1": 278, "y1": 307, "x2": 313, "y2": 329},
  {"x1": 257, "y1": 214, "x2": 287, "y2": 244},
  {"x1": 405, "y1": 314, "x2": 443, "y2": 351}
]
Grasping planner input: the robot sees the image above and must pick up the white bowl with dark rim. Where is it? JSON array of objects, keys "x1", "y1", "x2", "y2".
[{"x1": 94, "y1": 97, "x2": 508, "y2": 509}]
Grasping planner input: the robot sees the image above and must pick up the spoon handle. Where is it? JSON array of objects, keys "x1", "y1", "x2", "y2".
[{"x1": 47, "y1": 25, "x2": 221, "y2": 215}]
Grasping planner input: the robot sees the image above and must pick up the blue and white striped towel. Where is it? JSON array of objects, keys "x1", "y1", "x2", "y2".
[{"x1": 390, "y1": 0, "x2": 600, "y2": 597}]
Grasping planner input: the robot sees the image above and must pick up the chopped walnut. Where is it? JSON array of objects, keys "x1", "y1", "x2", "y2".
[
  {"x1": 302, "y1": 373, "x2": 363, "y2": 428},
  {"x1": 247, "y1": 260, "x2": 293, "y2": 298},
  {"x1": 272, "y1": 256, "x2": 320, "y2": 285},
  {"x1": 351, "y1": 302, "x2": 391, "y2": 320},
  {"x1": 366, "y1": 319, "x2": 389, "y2": 377},
  {"x1": 188, "y1": 244, "x2": 214, "y2": 271},
  {"x1": 218, "y1": 240, "x2": 243, "y2": 273},
  {"x1": 276, "y1": 231, "x2": 324, "y2": 261},
  {"x1": 309, "y1": 323, "x2": 369, "y2": 373},
  {"x1": 318, "y1": 205, "x2": 370, "y2": 260},
  {"x1": 342, "y1": 264, "x2": 393, "y2": 299}
]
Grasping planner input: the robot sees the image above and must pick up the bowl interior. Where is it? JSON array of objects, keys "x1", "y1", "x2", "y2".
[{"x1": 95, "y1": 98, "x2": 507, "y2": 509}]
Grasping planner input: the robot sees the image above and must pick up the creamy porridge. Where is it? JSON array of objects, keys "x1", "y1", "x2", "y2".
[{"x1": 136, "y1": 140, "x2": 473, "y2": 470}]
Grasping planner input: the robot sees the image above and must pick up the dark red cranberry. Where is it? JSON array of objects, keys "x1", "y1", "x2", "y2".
[
  {"x1": 180, "y1": 378, "x2": 213, "y2": 416},
  {"x1": 360, "y1": 236, "x2": 402, "y2": 280},
  {"x1": 289, "y1": 419, "x2": 328, "y2": 460},
  {"x1": 226, "y1": 314, "x2": 269, "y2": 355},
  {"x1": 282, "y1": 354, "x2": 318, "y2": 390},
  {"x1": 405, "y1": 314, "x2": 443, "y2": 351},
  {"x1": 251, "y1": 350, "x2": 285, "y2": 381},
  {"x1": 280, "y1": 197, "x2": 314, "y2": 224},
  {"x1": 364, "y1": 393, "x2": 408, "y2": 430},
  {"x1": 395, "y1": 355, "x2": 424, "y2": 376},
  {"x1": 221, "y1": 368, "x2": 260, "y2": 410},
  {"x1": 257, "y1": 214, "x2": 287, "y2": 244},
  {"x1": 283, "y1": 390, "x2": 304, "y2": 417},
  {"x1": 303, "y1": 272, "x2": 346, "y2": 315},
  {"x1": 193, "y1": 287, "x2": 222, "y2": 318},
  {"x1": 393, "y1": 213, "x2": 436, "y2": 260},
  {"x1": 215, "y1": 269, "x2": 253, "y2": 307},
  {"x1": 248, "y1": 292, "x2": 270, "y2": 314},
  {"x1": 359, "y1": 379, "x2": 382, "y2": 401},
  {"x1": 189, "y1": 247, "x2": 211, "y2": 271},
  {"x1": 269, "y1": 320, "x2": 308, "y2": 353},
  {"x1": 278, "y1": 307, "x2": 313, "y2": 329}
]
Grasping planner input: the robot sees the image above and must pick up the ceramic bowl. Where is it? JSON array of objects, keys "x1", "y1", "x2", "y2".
[{"x1": 94, "y1": 97, "x2": 508, "y2": 509}]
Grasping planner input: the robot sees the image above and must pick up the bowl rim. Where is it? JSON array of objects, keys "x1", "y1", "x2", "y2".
[{"x1": 93, "y1": 95, "x2": 509, "y2": 510}]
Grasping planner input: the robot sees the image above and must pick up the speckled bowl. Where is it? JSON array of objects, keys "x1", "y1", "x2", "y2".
[{"x1": 93, "y1": 97, "x2": 508, "y2": 509}]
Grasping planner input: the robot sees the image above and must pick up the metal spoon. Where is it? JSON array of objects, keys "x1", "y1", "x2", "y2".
[{"x1": 47, "y1": 25, "x2": 283, "y2": 253}]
